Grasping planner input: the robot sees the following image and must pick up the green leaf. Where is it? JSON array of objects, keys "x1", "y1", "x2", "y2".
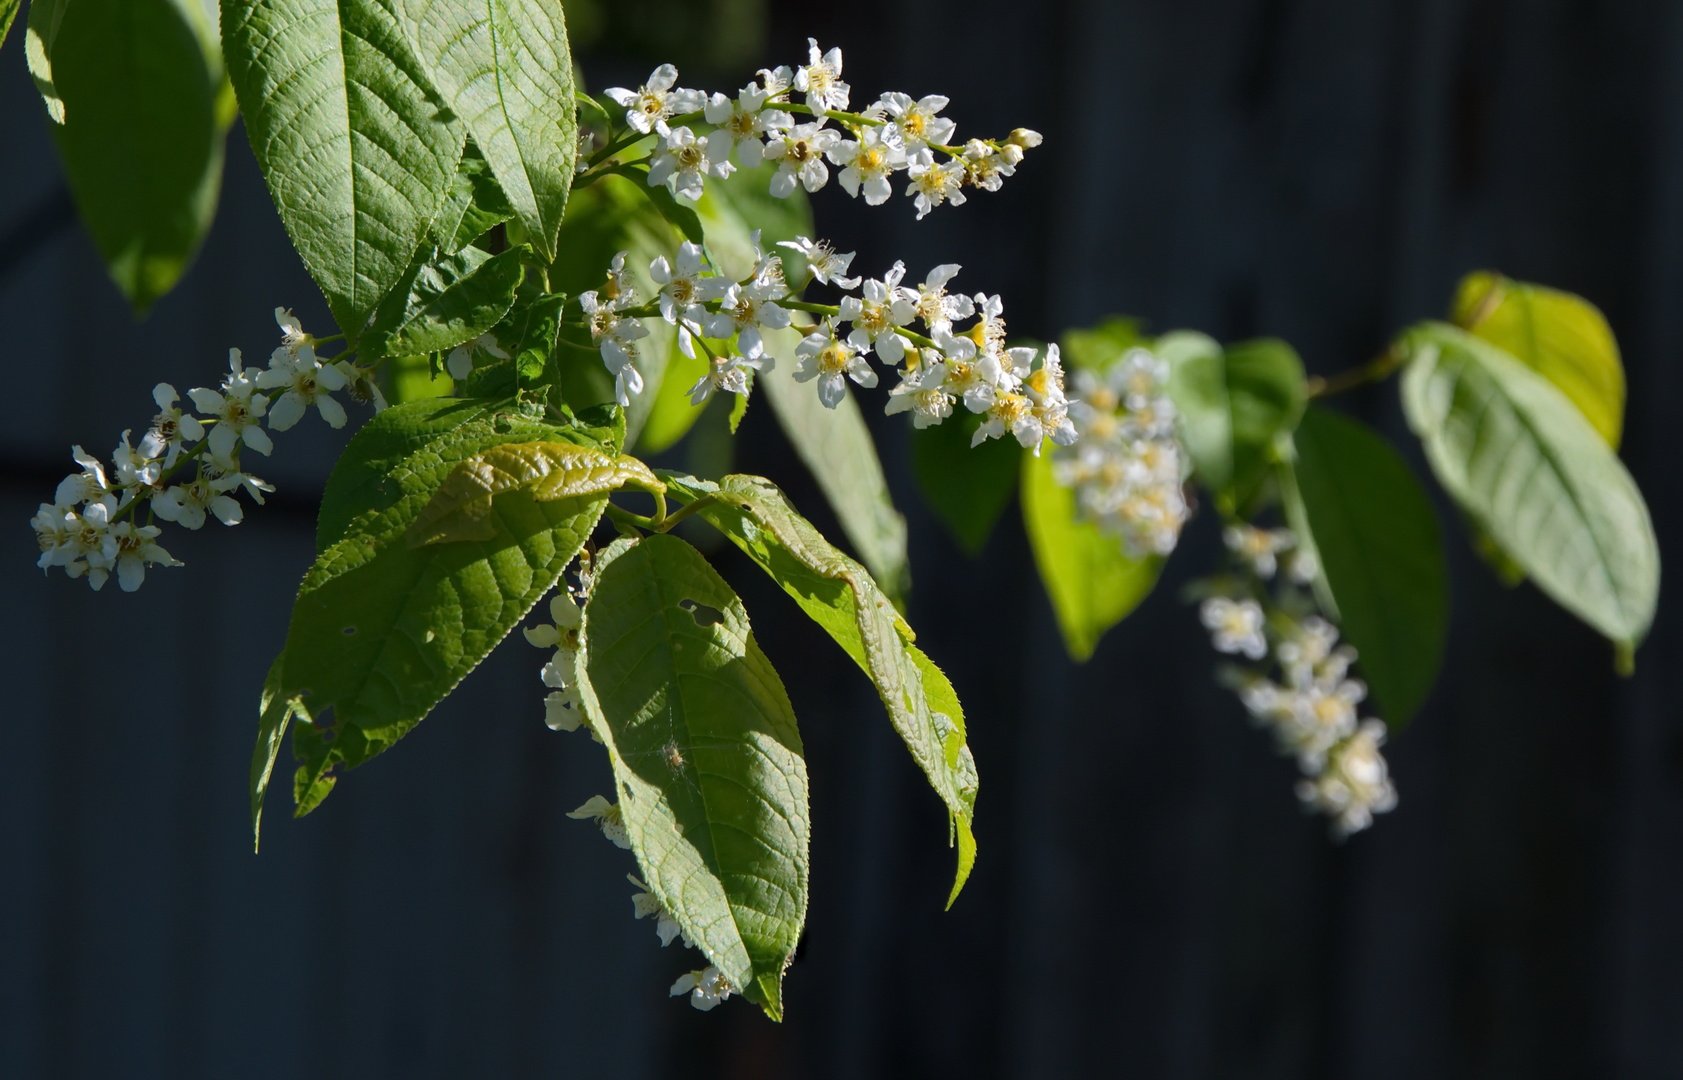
[
  {"x1": 911, "y1": 412, "x2": 1020, "y2": 555},
  {"x1": 577, "y1": 534, "x2": 809, "y2": 1019},
  {"x1": 259, "y1": 405, "x2": 628, "y2": 821},
  {"x1": 759, "y1": 327, "x2": 910, "y2": 599},
  {"x1": 1399, "y1": 322, "x2": 1659, "y2": 650},
  {"x1": 1450, "y1": 270, "x2": 1625, "y2": 447},
  {"x1": 1021, "y1": 446, "x2": 1162, "y2": 661},
  {"x1": 1283, "y1": 406, "x2": 1449, "y2": 725},
  {"x1": 1060, "y1": 316, "x2": 1148, "y2": 372},
  {"x1": 1165, "y1": 334, "x2": 1306, "y2": 509},
  {"x1": 728, "y1": 375, "x2": 753, "y2": 434},
  {"x1": 366, "y1": 245, "x2": 527, "y2": 359},
  {"x1": 399, "y1": 0, "x2": 577, "y2": 262},
  {"x1": 663, "y1": 473, "x2": 978, "y2": 904},
  {"x1": 28, "y1": 0, "x2": 226, "y2": 311},
  {"x1": 223, "y1": 0, "x2": 466, "y2": 341},
  {"x1": 431, "y1": 143, "x2": 516, "y2": 253},
  {"x1": 0, "y1": 0, "x2": 21, "y2": 52}
]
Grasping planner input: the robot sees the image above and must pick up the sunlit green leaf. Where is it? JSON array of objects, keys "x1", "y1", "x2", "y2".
[
  {"x1": 0, "y1": 0, "x2": 21, "y2": 52},
  {"x1": 578, "y1": 534, "x2": 809, "y2": 1020},
  {"x1": 1400, "y1": 322, "x2": 1658, "y2": 651},
  {"x1": 1166, "y1": 333, "x2": 1306, "y2": 510},
  {"x1": 366, "y1": 245, "x2": 527, "y2": 359},
  {"x1": 1060, "y1": 316, "x2": 1147, "y2": 372},
  {"x1": 1283, "y1": 406, "x2": 1448, "y2": 725}
]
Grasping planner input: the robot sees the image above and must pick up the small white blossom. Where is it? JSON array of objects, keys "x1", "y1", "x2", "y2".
[
  {"x1": 794, "y1": 319, "x2": 876, "y2": 408},
  {"x1": 649, "y1": 242, "x2": 715, "y2": 327},
  {"x1": 875, "y1": 92, "x2": 956, "y2": 151},
  {"x1": 907, "y1": 264, "x2": 974, "y2": 332},
  {"x1": 705, "y1": 280, "x2": 791, "y2": 360},
  {"x1": 1224, "y1": 525, "x2": 1295, "y2": 579},
  {"x1": 274, "y1": 307, "x2": 314, "y2": 355},
  {"x1": 567, "y1": 795, "x2": 631, "y2": 849},
  {"x1": 100, "y1": 520, "x2": 180, "y2": 592},
  {"x1": 189, "y1": 349, "x2": 273, "y2": 458},
  {"x1": 763, "y1": 122, "x2": 841, "y2": 197},
  {"x1": 795, "y1": 38, "x2": 850, "y2": 112},
  {"x1": 1296, "y1": 720, "x2": 1398, "y2": 838},
  {"x1": 258, "y1": 345, "x2": 349, "y2": 431},
  {"x1": 884, "y1": 358, "x2": 955, "y2": 429},
  {"x1": 777, "y1": 236, "x2": 860, "y2": 289},
  {"x1": 55, "y1": 446, "x2": 111, "y2": 508},
  {"x1": 1201, "y1": 597, "x2": 1268, "y2": 660},
  {"x1": 961, "y1": 138, "x2": 1019, "y2": 192},
  {"x1": 839, "y1": 262, "x2": 915, "y2": 363},
  {"x1": 149, "y1": 383, "x2": 204, "y2": 461},
  {"x1": 202, "y1": 449, "x2": 276, "y2": 506},
  {"x1": 334, "y1": 361, "x2": 388, "y2": 413},
  {"x1": 829, "y1": 126, "x2": 905, "y2": 205},
  {"x1": 703, "y1": 86, "x2": 792, "y2": 166},
  {"x1": 445, "y1": 333, "x2": 510, "y2": 382},
  {"x1": 670, "y1": 966, "x2": 734, "y2": 1012},
  {"x1": 604, "y1": 64, "x2": 704, "y2": 136},
  {"x1": 907, "y1": 150, "x2": 967, "y2": 219},
  {"x1": 648, "y1": 125, "x2": 735, "y2": 202},
  {"x1": 153, "y1": 473, "x2": 244, "y2": 530},
  {"x1": 628, "y1": 875, "x2": 687, "y2": 947},
  {"x1": 687, "y1": 352, "x2": 761, "y2": 405},
  {"x1": 110, "y1": 429, "x2": 165, "y2": 492},
  {"x1": 581, "y1": 289, "x2": 650, "y2": 406}
]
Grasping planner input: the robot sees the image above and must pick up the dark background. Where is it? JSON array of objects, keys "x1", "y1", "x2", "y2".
[{"x1": 4, "y1": 1, "x2": 1682, "y2": 1077}]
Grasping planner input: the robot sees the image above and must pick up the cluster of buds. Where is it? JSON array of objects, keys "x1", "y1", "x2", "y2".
[
  {"x1": 573, "y1": 236, "x2": 1075, "y2": 451},
  {"x1": 1200, "y1": 526, "x2": 1398, "y2": 837},
  {"x1": 29, "y1": 310, "x2": 381, "y2": 591},
  {"x1": 1054, "y1": 348, "x2": 1192, "y2": 556},
  {"x1": 600, "y1": 40, "x2": 1041, "y2": 217}
]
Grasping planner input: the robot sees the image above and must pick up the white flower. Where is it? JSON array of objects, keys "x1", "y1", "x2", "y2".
[
  {"x1": 628, "y1": 875, "x2": 687, "y2": 947},
  {"x1": 907, "y1": 264, "x2": 975, "y2": 332},
  {"x1": 1116, "y1": 347, "x2": 1170, "y2": 406},
  {"x1": 931, "y1": 330, "x2": 998, "y2": 414},
  {"x1": 703, "y1": 86, "x2": 792, "y2": 166},
  {"x1": 30, "y1": 502, "x2": 80, "y2": 571},
  {"x1": 275, "y1": 307, "x2": 314, "y2": 354},
  {"x1": 829, "y1": 126, "x2": 905, "y2": 205},
  {"x1": 334, "y1": 361, "x2": 387, "y2": 413},
  {"x1": 705, "y1": 281, "x2": 791, "y2": 360},
  {"x1": 794, "y1": 319, "x2": 876, "y2": 408},
  {"x1": 202, "y1": 449, "x2": 276, "y2": 506},
  {"x1": 795, "y1": 38, "x2": 850, "y2": 112},
  {"x1": 687, "y1": 352, "x2": 760, "y2": 405},
  {"x1": 1223, "y1": 525, "x2": 1295, "y2": 579},
  {"x1": 884, "y1": 358, "x2": 955, "y2": 429},
  {"x1": 1284, "y1": 546, "x2": 1319, "y2": 585},
  {"x1": 111, "y1": 429, "x2": 165, "y2": 492},
  {"x1": 648, "y1": 125, "x2": 734, "y2": 202},
  {"x1": 757, "y1": 64, "x2": 794, "y2": 98},
  {"x1": 525, "y1": 591, "x2": 583, "y2": 650},
  {"x1": 875, "y1": 92, "x2": 956, "y2": 150},
  {"x1": 1008, "y1": 127, "x2": 1044, "y2": 149},
  {"x1": 971, "y1": 389, "x2": 1042, "y2": 450},
  {"x1": 670, "y1": 965, "x2": 734, "y2": 1012},
  {"x1": 762, "y1": 122, "x2": 841, "y2": 197},
  {"x1": 188, "y1": 349, "x2": 273, "y2": 458},
  {"x1": 839, "y1": 262, "x2": 915, "y2": 363},
  {"x1": 567, "y1": 795, "x2": 631, "y2": 850},
  {"x1": 604, "y1": 64, "x2": 704, "y2": 136},
  {"x1": 1201, "y1": 597, "x2": 1268, "y2": 660},
  {"x1": 1277, "y1": 677, "x2": 1367, "y2": 769},
  {"x1": 58, "y1": 499, "x2": 116, "y2": 583},
  {"x1": 581, "y1": 290, "x2": 650, "y2": 405},
  {"x1": 55, "y1": 446, "x2": 111, "y2": 508},
  {"x1": 906, "y1": 150, "x2": 966, "y2": 219},
  {"x1": 1276, "y1": 616, "x2": 1340, "y2": 675},
  {"x1": 649, "y1": 242, "x2": 715, "y2": 326},
  {"x1": 1296, "y1": 720, "x2": 1398, "y2": 838},
  {"x1": 101, "y1": 519, "x2": 180, "y2": 592},
  {"x1": 150, "y1": 383, "x2": 204, "y2": 460},
  {"x1": 961, "y1": 138, "x2": 1019, "y2": 192},
  {"x1": 777, "y1": 236, "x2": 861, "y2": 289},
  {"x1": 153, "y1": 473, "x2": 244, "y2": 530},
  {"x1": 445, "y1": 333, "x2": 510, "y2": 381},
  {"x1": 257, "y1": 345, "x2": 349, "y2": 431}
]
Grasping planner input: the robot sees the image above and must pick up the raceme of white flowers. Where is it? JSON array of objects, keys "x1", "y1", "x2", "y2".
[
  {"x1": 600, "y1": 41, "x2": 1042, "y2": 216},
  {"x1": 1200, "y1": 526, "x2": 1399, "y2": 838},
  {"x1": 1054, "y1": 347, "x2": 1192, "y2": 558},
  {"x1": 30, "y1": 309, "x2": 383, "y2": 592}
]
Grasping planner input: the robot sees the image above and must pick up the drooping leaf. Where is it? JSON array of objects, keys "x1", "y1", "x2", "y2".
[
  {"x1": 759, "y1": 327, "x2": 911, "y2": 599},
  {"x1": 431, "y1": 143, "x2": 516, "y2": 254},
  {"x1": 911, "y1": 413, "x2": 1020, "y2": 555},
  {"x1": 1450, "y1": 270, "x2": 1625, "y2": 446},
  {"x1": 1165, "y1": 333, "x2": 1306, "y2": 510},
  {"x1": 222, "y1": 0, "x2": 466, "y2": 341},
  {"x1": 28, "y1": 0, "x2": 226, "y2": 311},
  {"x1": 1283, "y1": 406, "x2": 1448, "y2": 725},
  {"x1": 365, "y1": 245, "x2": 527, "y2": 359},
  {"x1": 577, "y1": 534, "x2": 809, "y2": 1019},
  {"x1": 1399, "y1": 322, "x2": 1658, "y2": 651},
  {"x1": 1020, "y1": 445, "x2": 1162, "y2": 661},
  {"x1": 258, "y1": 406, "x2": 627, "y2": 821},
  {"x1": 398, "y1": 0, "x2": 577, "y2": 262},
  {"x1": 663, "y1": 473, "x2": 977, "y2": 904}
]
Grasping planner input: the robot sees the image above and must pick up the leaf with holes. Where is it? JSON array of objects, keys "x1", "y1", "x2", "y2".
[
  {"x1": 254, "y1": 404, "x2": 634, "y2": 829},
  {"x1": 399, "y1": 0, "x2": 576, "y2": 262},
  {"x1": 1451, "y1": 270, "x2": 1625, "y2": 446},
  {"x1": 577, "y1": 534, "x2": 809, "y2": 1020},
  {"x1": 28, "y1": 0, "x2": 227, "y2": 311},
  {"x1": 222, "y1": 0, "x2": 465, "y2": 341},
  {"x1": 664, "y1": 473, "x2": 977, "y2": 905},
  {"x1": 1282, "y1": 406, "x2": 1448, "y2": 725},
  {"x1": 1399, "y1": 322, "x2": 1658, "y2": 652},
  {"x1": 1021, "y1": 445, "x2": 1162, "y2": 661}
]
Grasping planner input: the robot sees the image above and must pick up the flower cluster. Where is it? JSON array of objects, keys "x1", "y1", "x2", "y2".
[
  {"x1": 1053, "y1": 347, "x2": 1192, "y2": 557},
  {"x1": 601, "y1": 41, "x2": 1041, "y2": 217},
  {"x1": 1199, "y1": 526, "x2": 1397, "y2": 837},
  {"x1": 574, "y1": 238, "x2": 1076, "y2": 452},
  {"x1": 30, "y1": 310, "x2": 381, "y2": 592}
]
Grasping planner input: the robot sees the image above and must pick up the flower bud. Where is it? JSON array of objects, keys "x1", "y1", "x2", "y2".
[{"x1": 1007, "y1": 127, "x2": 1043, "y2": 149}]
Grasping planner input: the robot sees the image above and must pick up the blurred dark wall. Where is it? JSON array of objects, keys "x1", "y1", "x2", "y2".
[{"x1": 4, "y1": 2, "x2": 1683, "y2": 1077}]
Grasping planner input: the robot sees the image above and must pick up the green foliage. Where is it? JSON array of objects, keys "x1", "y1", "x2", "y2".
[
  {"x1": 1021, "y1": 445, "x2": 1161, "y2": 661},
  {"x1": 222, "y1": 0, "x2": 467, "y2": 343},
  {"x1": 1451, "y1": 271, "x2": 1625, "y2": 446},
  {"x1": 1166, "y1": 332, "x2": 1306, "y2": 510},
  {"x1": 0, "y1": 0, "x2": 20, "y2": 52},
  {"x1": 1283, "y1": 406, "x2": 1448, "y2": 725},
  {"x1": 1399, "y1": 322, "x2": 1659, "y2": 653},
  {"x1": 1059, "y1": 316, "x2": 1147, "y2": 371},
  {"x1": 663, "y1": 473, "x2": 978, "y2": 905},
  {"x1": 431, "y1": 144, "x2": 516, "y2": 254},
  {"x1": 397, "y1": 0, "x2": 576, "y2": 263},
  {"x1": 577, "y1": 534, "x2": 810, "y2": 1020},
  {"x1": 911, "y1": 413, "x2": 1020, "y2": 554},
  {"x1": 366, "y1": 244, "x2": 527, "y2": 359},
  {"x1": 758, "y1": 327, "x2": 911, "y2": 599},
  {"x1": 254, "y1": 399, "x2": 641, "y2": 830},
  {"x1": 28, "y1": 0, "x2": 227, "y2": 311}
]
